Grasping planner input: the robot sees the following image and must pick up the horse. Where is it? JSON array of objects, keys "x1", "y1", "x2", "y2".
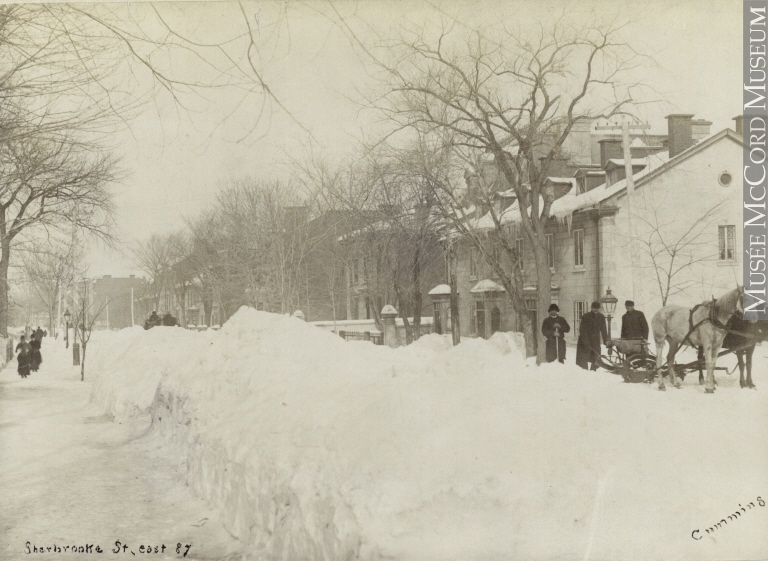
[
  {"x1": 696, "y1": 318, "x2": 768, "y2": 389},
  {"x1": 651, "y1": 286, "x2": 744, "y2": 393}
]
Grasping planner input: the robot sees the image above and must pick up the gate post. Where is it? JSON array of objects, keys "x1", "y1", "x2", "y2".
[{"x1": 381, "y1": 305, "x2": 400, "y2": 348}]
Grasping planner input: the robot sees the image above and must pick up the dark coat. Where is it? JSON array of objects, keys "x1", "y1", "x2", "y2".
[
  {"x1": 16, "y1": 341, "x2": 31, "y2": 377},
  {"x1": 576, "y1": 311, "x2": 609, "y2": 369},
  {"x1": 542, "y1": 315, "x2": 570, "y2": 362},
  {"x1": 29, "y1": 339, "x2": 42, "y2": 370},
  {"x1": 621, "y1": 310, "x2": 649, "y2": 339},
  {"x1": 35, "y1": 328, "x2": 44, "y2": 341}
]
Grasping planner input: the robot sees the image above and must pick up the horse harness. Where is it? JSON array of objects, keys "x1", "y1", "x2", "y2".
[{"x1": 681, "y1": 297, "x2": 755, "y2": 349}]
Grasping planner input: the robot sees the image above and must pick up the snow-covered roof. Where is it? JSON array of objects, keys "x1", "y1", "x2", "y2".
[
  {"x1": 428, "y1": 284, "x2": 452, "y2": 295},
  {"x1": 470, "y1": 279, "x2": 506, "y2": 293},
  {"x1": 550, "y1": 152, "x2": 669, "y2": 220},
  {"x1": 604, "y1": 158, "x2": 650, "y2": 168},
  {"x1": 545, "y1": 177, "x2": 577, "y2": 184}
]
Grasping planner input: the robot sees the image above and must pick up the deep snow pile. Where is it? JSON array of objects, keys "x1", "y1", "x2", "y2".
[{"x1": 89, "y1": 309, "x2": 768, "y2": 560}]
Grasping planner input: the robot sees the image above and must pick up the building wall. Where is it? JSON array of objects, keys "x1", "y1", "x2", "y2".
[
  {"x1": 446, "y1": 132, "x2": 742, "y2": 343},
  {"x1": 608, "y1": 135, "x2": 743, "y2": 321},
  {"x1": 92, "y1": 276, "x2": 146, "y2": 329}
]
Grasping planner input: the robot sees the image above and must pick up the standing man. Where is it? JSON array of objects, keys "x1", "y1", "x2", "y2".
[
  {"x1": 576, "y1": 301, "x2": 610, "y2": 370},
  {"x1": 542, "y1": 304, "x2": 570, "y2": 363},
  {"x1": 621, "y1": 300, "x2": 649, "y2": 340}
]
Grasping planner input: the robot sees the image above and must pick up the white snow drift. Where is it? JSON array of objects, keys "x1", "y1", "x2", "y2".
[{"x1": 89, "y1": 308, "x2": 768, "y2": 560}]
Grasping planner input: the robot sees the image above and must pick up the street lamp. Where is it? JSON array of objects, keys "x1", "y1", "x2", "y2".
[
  {"x1": 600, "y1": 287, "x2": 619, "y2": 353},
  {"x1": 64, "y1": 309, "x2": 71, "y2": 349}
]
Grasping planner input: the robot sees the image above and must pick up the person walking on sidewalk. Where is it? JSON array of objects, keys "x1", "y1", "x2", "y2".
[
  {"x1": 16, "y1": 336, "x2": 31, "y2": 379},
  {"x1": 29, "y1": 332, "x2": 43, "y2": 372}
]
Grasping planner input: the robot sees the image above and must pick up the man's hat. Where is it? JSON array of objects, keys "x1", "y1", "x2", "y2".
[
  {"x1": 548, "y1": 304, "x2": 559, "y2": 312},
  {"x1": 625, "y1": 300, "x2": 634, "y2": 306},
  {"x1": 591, "y1": 301, "x2": 601, "y2": 309}
]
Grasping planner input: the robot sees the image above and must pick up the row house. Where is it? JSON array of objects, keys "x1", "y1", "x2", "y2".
[{"x1": 440, "y1": 114, "x2": 743, "y2": 344}]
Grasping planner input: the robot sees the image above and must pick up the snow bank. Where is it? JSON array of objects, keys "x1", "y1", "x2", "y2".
[{"x1": 90, "y1": 308, "x2": 768, "y2": 560}]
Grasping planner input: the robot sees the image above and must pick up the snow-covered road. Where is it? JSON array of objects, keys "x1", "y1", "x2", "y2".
[{"x1": 0, "y1": 338, "x2": 245, "y2": 561}]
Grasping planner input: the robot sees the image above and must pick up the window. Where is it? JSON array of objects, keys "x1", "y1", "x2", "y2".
[
  {"x1": 719, "y1": 225, "x2": 736, "y2": 260},
  {"x1": 573, "y1": 300, "x2": 588, "y2": 337},
  {"x1": 573, "y1": 229, "x2": 584, "y2": 267},
  {"x1": 515, "y1": 238, "x2": 524, "y2": 271},
  {"x1": 546, "y1": 234, "x2": 555, "y2": 269},
  {"x1": 469, "y1": 248, "x2": 479, "y2": 279},
  {"x1": 475, "y1": 301, "x2": 486, "y2": 338}
]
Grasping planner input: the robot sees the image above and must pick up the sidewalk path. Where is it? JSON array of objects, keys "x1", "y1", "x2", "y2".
[{"x1": 0, "y1": 337, "x2": 245, "y2": 561}]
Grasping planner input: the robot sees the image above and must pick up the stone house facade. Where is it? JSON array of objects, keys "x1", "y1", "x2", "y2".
[{"x1": 440, "y1": 114, "x2": 743, "y2": 344}]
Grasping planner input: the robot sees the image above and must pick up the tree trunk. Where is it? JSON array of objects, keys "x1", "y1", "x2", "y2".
[
  {"x1": 394, "y1": 281, "x2": 413, "y2": 344},
  {"x1": 80, "y1": 342, "x2": 87, "y2": 381},
  {"x1": 449, "y1": 245, "x2": 461, "y2": 346},
  {"x1": 533, "y1": 242, "x2": 553, "y2": 364},
  {"x1": 0, "y1": 250, "x2": 9, "y2": 338},
  {"x1": 411, "y1": 249, "x2": 422, "y2": 340}
]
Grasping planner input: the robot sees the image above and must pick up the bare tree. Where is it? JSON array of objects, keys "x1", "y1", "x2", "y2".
[
  {"x1": 19, "y1": 237, "x2": 84, "y2": 332},
  {"x1": 71, "y1": 278, "x2": 109, "y2": 382},
  {"x1": 132, "y1": 234, "x2": 174, "y2": 312},
  {"x1": 632, "y1": 188, "x2": 728, "y2": 306},
  {"x1": 361, "y1": 19, "x2": 650, "y2": 360},
  {"x1": 0, "y1": 132, "x2": 117, "y2": 336}
]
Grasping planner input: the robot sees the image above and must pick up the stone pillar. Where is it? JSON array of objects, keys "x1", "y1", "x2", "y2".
[
  {"x1": 381, "y1": 305, "x2": 399, "y2": 348},
  {"x1": 292, "y1": 310, "x2": 305, "y2": 321}
]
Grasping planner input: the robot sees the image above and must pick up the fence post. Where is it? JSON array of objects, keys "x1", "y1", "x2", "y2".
[{"x1": 381, "y1": 305, "x2": 400, "y2": 348}]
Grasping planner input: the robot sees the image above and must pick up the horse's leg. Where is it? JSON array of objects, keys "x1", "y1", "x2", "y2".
[
  {"x1": 697, "y1": 346, "x2": 705, "y2": 385},
  {"x1": 669, "y1": 342, "x2": 682, "y2": 389},
  {"x1": 705, "y1": 344, "x2": 717, "y2": 394},
  {"x1": 661, "y1": 338, "x2": 679, "y2": 391},
  {"x1": 655, "y1": 336, "x2": 667, "y2": 391},
  {"x1": 746, "y1": 346, "x2": 756, "y2": 389},
  {"x1": 738, "y1": 351, "x2": 747, "y2": 388}
]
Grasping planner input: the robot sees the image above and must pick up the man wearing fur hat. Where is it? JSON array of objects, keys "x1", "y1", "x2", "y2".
[
  {"x1": 621, "y1": 300, "x2": 649, "y2": 340},
  {"x1": 541, "y1": 303, "x2": 570, "y2": 363}
]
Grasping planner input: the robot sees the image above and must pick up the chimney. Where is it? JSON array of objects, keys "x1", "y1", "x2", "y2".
[
  {"x1": 598, "y1": 138, "x2": 623, "y2": 168},
  {"x1": 539, "y1": 155, "x2": 569, "y2": 179},
  {"x1": 733, "y1": 115, "x2": 744, "y2": 136},
  {"x1": 691, "y1": 119, "x2": 712, "y2": 141},
  {"x1": 666, "y1": 114, "x2": 695, "y2": 158}
]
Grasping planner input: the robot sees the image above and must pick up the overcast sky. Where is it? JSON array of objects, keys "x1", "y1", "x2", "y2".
[{"x1": 84, "y1": 0, "x2": 742, "y2": 277}]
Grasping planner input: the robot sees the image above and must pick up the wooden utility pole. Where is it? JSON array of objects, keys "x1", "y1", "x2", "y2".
[{"x1": 594, "y1": 120, "x2": 650, "y2": 302}]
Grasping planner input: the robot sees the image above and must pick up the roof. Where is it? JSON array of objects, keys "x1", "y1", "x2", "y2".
[
  {"x1": 551, "y1": 128, "x2": 742, "y2": 220},
  {"x1": 428, "y1": 284, "x2": 452, "y2": 295},
  {"x1": 604, "y1": 158, "x2": 650, "y2": 168},
  {"x1": 470, "y1": 279, "x2": 506, "y2": 293}
]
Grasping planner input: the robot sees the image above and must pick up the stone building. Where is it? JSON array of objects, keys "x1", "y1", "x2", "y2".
[
  {"x1": 439, "y1": 114, "x2": 742, "y2": 343},
  {"x1": 91, "y1": 275, "x2": 147, "y2": 329}
]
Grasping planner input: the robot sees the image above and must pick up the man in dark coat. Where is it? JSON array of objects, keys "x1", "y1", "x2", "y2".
[
  {"x1": 576, "y1": 302, "x2": 610, "y2": 370},
  {"x1": 621, "y1": 300, "x2": 649, "y2": 340},
  {"x1": 542, "y1": 304, "x2": 570, "y2": 363},
  {"x1": 35, "y1": 326, "x2": 44, "y2": 342}
]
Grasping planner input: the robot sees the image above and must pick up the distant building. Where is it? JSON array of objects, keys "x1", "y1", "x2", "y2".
[{"x1": 91, "y1": 275, "x2": 146, "y2": 329}]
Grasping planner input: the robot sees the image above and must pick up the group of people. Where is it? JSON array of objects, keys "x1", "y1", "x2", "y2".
[
  {"x1": 542, "y1": 300, "x2": 649, "y2": 368},
  {"x1": 15, "y1": 326, "x2": 46, "y2": 379}
]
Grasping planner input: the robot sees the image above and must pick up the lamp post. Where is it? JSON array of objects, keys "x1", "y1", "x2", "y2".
[
  {"x1": 64, "y1": 309, "x2": 71, "y2": 349},
  {"x1": 600, "y1": 288, "x2": 618, "y2": 354}
]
